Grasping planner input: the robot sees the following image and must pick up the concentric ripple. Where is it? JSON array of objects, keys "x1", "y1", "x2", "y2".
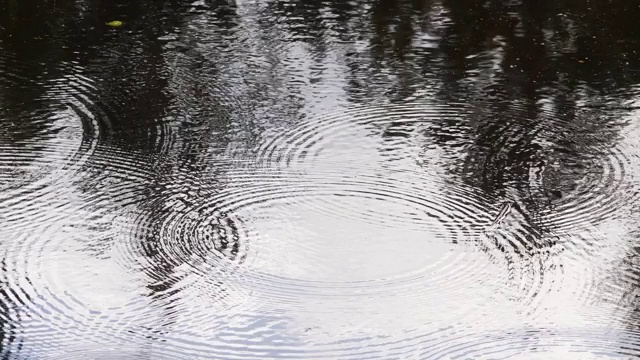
[
  {"x1": 248, "y1": 99, "x2": 629, "y2": 324},
  {"x1": 256, "y1": 100, "x2": 474, "y2": 169},
  {"x1": 111, "y1": 165, "x2": 570, "y2": 352},
  {"x1": 0, "y1": 147, "x2": 221, "y2": 355},
  {"x1": 124, "y1": 168, "x2": 492, "y2": 292},
  {"x1": 537, "y1": 121, "x2": 640, "y2": 232},
  {"x1": 0, "y1": 54, "x2": 107, "y2": 226},
  {"x1": 253, "y1": 100, "x2": 491, "y2": 234},
  {"x1": 98, "y1": 157, "x2": 519, "y2": 345},
  {"x1": 128, "y1": 196, "x2": 251, "y2": 278},
  {"x1": 526, "y1": 106, "x2": 640, "y2": 233},
  {"x1": 255, "y1": 98, "x2": 640, "y2": 238},
  {"x1": 0, "y1": 206, "x2": 169, "y2": 353}
]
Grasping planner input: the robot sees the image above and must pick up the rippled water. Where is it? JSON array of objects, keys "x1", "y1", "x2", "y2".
[{"x1": 3, "y1": 0, "x2": 640, "y2": 358}]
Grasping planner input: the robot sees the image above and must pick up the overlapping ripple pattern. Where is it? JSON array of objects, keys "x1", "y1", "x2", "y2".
[
  {"x1": 4, "y1": 2, "x2": 640, "y2": 358},
  {"x1": 4, "y1": 88, "x2": 640, "y2": 358},
  {"x1": 0, "y1": 51, "x2": 157, "y2": 356},
  {"x1": 0, "y1": 52, "x2": 107, "y2": 227}
]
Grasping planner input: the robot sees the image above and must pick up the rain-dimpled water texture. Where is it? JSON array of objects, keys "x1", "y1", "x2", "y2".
[{"x1": 3, "y1": 0, "x2": 640, "y2": 359}]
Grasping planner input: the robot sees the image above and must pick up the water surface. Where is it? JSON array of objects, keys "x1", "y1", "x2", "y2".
[{"x1": 2, "y1": 0, "x2": 640, "y2": 358}]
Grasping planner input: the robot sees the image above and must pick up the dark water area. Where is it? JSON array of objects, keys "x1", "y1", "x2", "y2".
[{"x1": 2, "y1": 0, "x2": 640, "y2": 358}]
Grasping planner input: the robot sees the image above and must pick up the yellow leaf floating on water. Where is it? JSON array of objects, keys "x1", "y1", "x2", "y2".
[{"x1": 106, "y1": 20, "x2": 123, "y2": 27}]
